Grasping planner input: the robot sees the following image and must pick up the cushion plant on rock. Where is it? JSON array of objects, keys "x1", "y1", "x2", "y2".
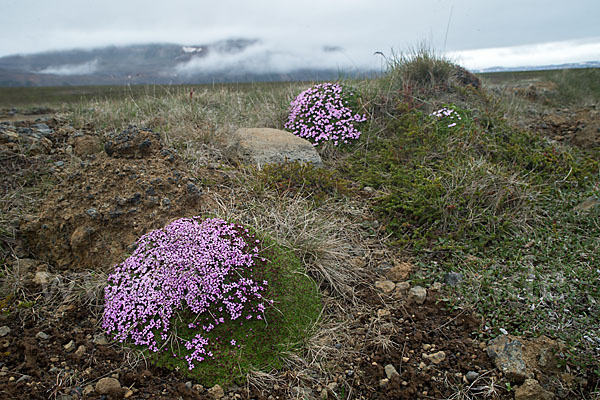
[
  {"x1": 285, "y1": 82, "x2": 367, "y2": 147},
  {"x1": 102, "y1": 217, "x2": 320, "y2": 386}
]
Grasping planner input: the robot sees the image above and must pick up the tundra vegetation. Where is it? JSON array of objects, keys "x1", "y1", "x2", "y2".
[{"x1": 0, "y1": 46, "x2": 599, "y2": 398}]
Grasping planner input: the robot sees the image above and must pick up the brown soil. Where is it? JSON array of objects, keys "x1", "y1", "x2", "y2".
[
  {"x1": 0, "y1": 116, "x2": 592, "y2": 399},
  {"x1": 534, "y1": 107, "x2": 600, "y2": 148},
  {"x1": 14, "y1": 122, "x2": 214, "y2": 272}
]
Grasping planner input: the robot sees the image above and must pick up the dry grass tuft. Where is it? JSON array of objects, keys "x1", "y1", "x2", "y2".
[{"x1": 207, "y1": 176, "x2": 369, "y2": 302}]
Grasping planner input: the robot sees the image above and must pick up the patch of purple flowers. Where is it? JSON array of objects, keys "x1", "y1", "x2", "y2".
[
  {"x1": 285, "y1": 82, "x2": 367, "y2": 146},
  {"x1": 102, "y1": 217, "x2": 270, "y2": 370}
]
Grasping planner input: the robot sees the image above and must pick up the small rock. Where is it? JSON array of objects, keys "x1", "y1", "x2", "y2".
[
  {"x1": 363, "y1": 186, "x2": 374, "y2": 193},
  {"x1": 431, "y1": 282, "x2": 442, "y2": 291},
  {"x1": 514, "y1": 378, "x2": 555, "y2": 400},
  {"x1": 486, "y1": 335, "x2": 528, "y2": 383},
  {"x1": 82, "y1": 385, "x2": 94, "y2": 396},
  {"x1": 326, "y1": 382, "x2": 337, "y2": 392},
  {"x1": 63, "y1": 340, "x2": 75, "y2": 352},
  {"x1": 379, "y1": 378, "x2": 389, "y2": 388},
  {"x1": 93, "y1": 334, "x2": 109, "y2": 345},
  {"x1": 185, "y1": 381, "x2": 192, "y2": 389},
  {"x1": 124, "y1": 389, "x2": 134, "y2": 398},
  {"x1": 95, "y1": 377, "x2": 121, "y2": 395},
  {"x1": 0, "y1": 326, "x2": 10, "y2": 337},
  {"x1": 86, "y1": 208, "x2": 99, "y2": 219},
  {"x1": 466, "y1": 371, "x2": 480, "y2": 383},
  {"x1": 74, "y1": 345, "x2": 86, "y2": 357},
  {"x1": 418, "y1": 361, "x2": 426, "y2": 369},
  {"x1": 444, "y1": 272, "x2": 463, "y2": 287},
  {"x1": 377, "y1": 309, "x2": 391, "y2": 318},
  {"x1": 384, "y1": 364, "x2": 399, "y2": 379},
  {"x1": 36, "y1": 331, "x2": 50, "y2": 340},
  {"x1": 425, "y1": 351, "x2": 446, "y2": 365},
  {"x1": 54, "y1": 161, "x2": 64, "y2": 167},
  {"x1": 375, "y1": 280, "x2": 395, "y2": 293},
  {"x1": 207, "y1": 384, "x2": 224, "y2": 399},
  {"x1": 192, "y1": 384, "x2": 204, "y2": 392},
  {"x1": 386, "y1": 261, "x2": 412, "y2": 281},
  {"x1": 422, "y1": 344, "x2": 432, "y2": 351},
  {"x1": 408, "y1": 286, "x2": 427, "y2": 304},
  {"x1": 33, "y1": 271, "x2": 51, "y2": 285},
  {"x1": 228, "y1": 127, "x2": 322, "y2": 166}
]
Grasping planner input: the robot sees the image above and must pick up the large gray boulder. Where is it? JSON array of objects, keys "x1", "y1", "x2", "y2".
[{"x1": 228, "y1": 128, "x2": 322, "y2": 167}]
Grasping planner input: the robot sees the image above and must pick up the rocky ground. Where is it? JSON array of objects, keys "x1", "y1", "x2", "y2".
[{"x1": 0, "y1": 104, "x2": 597, "y2": 399}]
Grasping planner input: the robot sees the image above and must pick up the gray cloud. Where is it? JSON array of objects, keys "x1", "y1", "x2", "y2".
[
  {"x1": 37, "y1": 59, "x2": 99, "y2": 75},
  {"x1": 2, "y1": 0, "x2": 600, "y2": 70}
]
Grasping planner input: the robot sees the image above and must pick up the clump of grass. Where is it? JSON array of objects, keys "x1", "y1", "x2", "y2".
[
  {"x1": 208, "y1": 178, "x2": 368, "y2": 302},
  {"x1": 547, "y1": 68, "x2": 600, "y2": 106},
  {"x1": 68, "y1": 83, "x2": 307, "y2": 153}
]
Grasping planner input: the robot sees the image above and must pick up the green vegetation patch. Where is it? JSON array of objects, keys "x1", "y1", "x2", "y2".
[
  {"x1": 341, "y1": 87, "x2": 600, "y2": 376},
  {"x1": 103, "y1": 217, "x2": 320, "y2": 387}
]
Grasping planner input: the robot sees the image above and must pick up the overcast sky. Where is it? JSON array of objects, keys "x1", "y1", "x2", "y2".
[{"x1": 2, "y1": 0, "x2": 599, "y2": 70}]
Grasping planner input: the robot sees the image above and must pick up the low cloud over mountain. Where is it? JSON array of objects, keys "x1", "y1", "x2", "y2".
[{"x1": 0, "y1": 39, "x2": 375, "y2": 87}]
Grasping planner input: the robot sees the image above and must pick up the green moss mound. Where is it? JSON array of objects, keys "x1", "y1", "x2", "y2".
[
  {"x1": 151, "y1": 230, "x2": 321, "y2": 386},
  {"x1": 105, "y1": 219, "x2": 321, "y2": 387}
]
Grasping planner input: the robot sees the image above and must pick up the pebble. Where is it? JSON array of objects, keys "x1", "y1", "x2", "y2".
[
  {"x1": 36, "y1": 331, "x2": 50, "y2": 340},
  {"x1": 207, "y1": 384, "x2": 224, "y2": 399},
  {"x1": 425, "y1": 351, "x2": 446, "y2": 365},
  {"x1": 375, "y1": 280, "x2": 396, "y2": 293},
  {"x1": 377, "y1": 309, "x2": 391, "y2": 318},
  {"x1": 384, "y1": 364, "x2": 399, "y2": 379},
  {"x1": 444, "y1": 272, "x2": 463, "y2": 287},
  {"x1": 192, "y1": 384, "x2": 204, "y2": 392},
  {"x1": 466, "y1": 371, "x2": 480, "y2": 383},
  {"x1": 74, "y1": 345, "x2": 86, "y2": 357},
  {"x1": 33, "y1": 271, "x2": 50, "y2": 285},
  {"x1": 124, "y1": 389, "x2": 134, "y2": 398},
  {"x1": 83, "y1": 385, "x2": 94, "y2": 396},
  {"x1": 95, "y1": 377, "x2": 121, "y2": 394},
  {"x1": 93, "y1": 334, "x2": 109, "y2": 345},
  {"x1": 63, "y1": 340, "x2": 75, "y2": 352},
  {"x1": 408, "y1": 286, "x2": 427, "y2": 304},
  {"x1": 185, "y1": 381, "x2": 192, "y2": 389},
  {"x1": 0, "y1": 326, "x2": 10, "y2": 337},
  {"x1": 379, "y1": 378, "x2": 389, "y2": 388}
]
